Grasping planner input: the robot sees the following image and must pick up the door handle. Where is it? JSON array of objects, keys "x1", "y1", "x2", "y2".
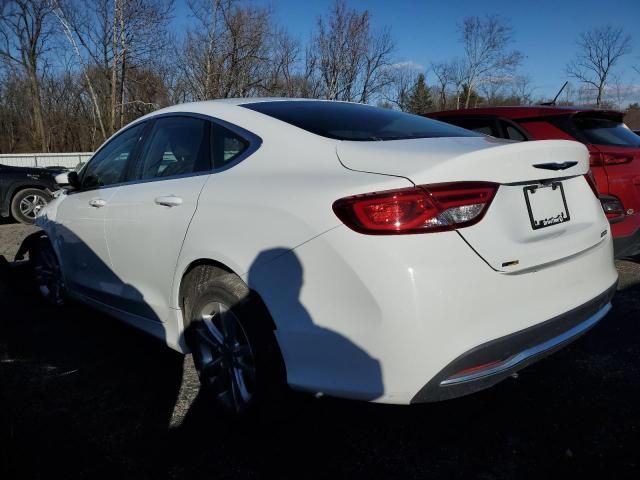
[
  {"x1": 88, "y1": 198, "x2": 106, "y2": 208},
  {"x1": 154, "y1": 195, "x2": 183, "y2": 207}
]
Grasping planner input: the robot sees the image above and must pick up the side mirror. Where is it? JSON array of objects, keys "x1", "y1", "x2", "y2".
[{"x1": 55, "y1": 171, "x2": 80, "y2": 190}]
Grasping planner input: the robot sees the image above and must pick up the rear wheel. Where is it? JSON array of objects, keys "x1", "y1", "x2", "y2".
[
  {"x1": 183, "y1": 267, "x2": 285, "y2": 415},
  {"x1": 10, "y1": 188, "x2": 51, "y2": 225}
]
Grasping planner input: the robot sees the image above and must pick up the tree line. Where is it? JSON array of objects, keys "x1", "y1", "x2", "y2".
[{"x1": 0, "y1": 0, "x2": 637, "y2": 154}]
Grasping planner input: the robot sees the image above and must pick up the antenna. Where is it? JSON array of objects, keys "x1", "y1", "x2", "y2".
[{"x1": 540, "y1": 81, "x2": 568, "y2": 106}]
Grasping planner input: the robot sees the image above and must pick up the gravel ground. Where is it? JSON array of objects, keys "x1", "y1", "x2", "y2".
[{"x1": 1, "y1": 220, "x2": 639, "y2": 480}]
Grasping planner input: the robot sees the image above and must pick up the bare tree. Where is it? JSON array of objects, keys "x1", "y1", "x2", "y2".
[
  {"x1": 478, "y1": 75, "x2": 511, "y2": 106},
  {"x1": 56, "y1": 0, "x2": 172, "y2": 133},
  {"x1": 510, "y1": 74, "x2": 534, "y2": 105},
  {"x1": 431, "y1": 61, "x2": 453, "y2": 110},
  {"x1": 310, "y1": 0, "x2": 394, "y2": 103},
  {"x1": 447, "y1": 58, "x2": 467, "y2": 109},
  {"x1": 567, "y1": 25, "x2": 632, "y2": 108},
  {"x1": 383, "y1": 62, "x2": 419, "y2": 110},
  {"x1": 459, "y1": 15, "x2": 522, "y2": 109},
  {"x1": 177, "y1": 0, "x2": 276, "y2": 100},
  {"x1": 50, "y1": 1, "x2": 107, "y2": 141},
  {"x1": 0, "y1": 0, "x2": 56, "y2": 151}
]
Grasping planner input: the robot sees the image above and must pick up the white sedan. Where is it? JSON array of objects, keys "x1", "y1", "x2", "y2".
[{"x1": 32, "y1": 99, "x2": 618, "y2": 413}]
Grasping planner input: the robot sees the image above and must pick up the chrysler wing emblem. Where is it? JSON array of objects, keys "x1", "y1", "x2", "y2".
[{"x1": 532, "y1": 161, "x2": 578, "y2": 171}]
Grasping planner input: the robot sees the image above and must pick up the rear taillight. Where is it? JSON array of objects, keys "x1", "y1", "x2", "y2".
[
  {"x1": 600, "y1": 195, "x2": 625, "y2": 221},
  {"x1": 584, "y1": 171, "x2": 599, "y2": 198},
  {"x1": 589, "y1": 151, "x2": 634, "y2": 166},
  {"x1": 333, "y1": 182, "x2": 498, "y2": 234}
]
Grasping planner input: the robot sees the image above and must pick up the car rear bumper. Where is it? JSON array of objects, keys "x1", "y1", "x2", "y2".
[
  {"x1": 410, "y1": 282, "x2": 616, "y2": 403},
  {"x1": 611, "y1": 212, "x2": 640, "y2": 258},
  {"x1": 251, "y1": 225, "x2": 618, "y2": 404},
  {"x1": 613, "y1": 226, "x2": 640, "y2": 259}
]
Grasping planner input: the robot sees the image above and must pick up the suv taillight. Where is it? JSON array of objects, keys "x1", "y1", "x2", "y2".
[
  {"x1": 589, "y1": 152, "x2": 604, "y2": 167},
  {"x1": 590, "y1": 151, "x2": 634, "y2": 166},
  {"x1": 333, "y1": 182, "x2": 498, "y2": 234}
]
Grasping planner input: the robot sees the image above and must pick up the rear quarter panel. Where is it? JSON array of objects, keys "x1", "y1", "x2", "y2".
[{"x1": 170, "y1": 114, "x2": 413, "y2": 310}]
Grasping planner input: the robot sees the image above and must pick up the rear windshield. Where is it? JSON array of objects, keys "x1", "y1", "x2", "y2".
[
  {"x1": 242, "y1": 101, "x2": 480, "y2": 141},
  {"x1": 573, "y1": 116, "x2": 640, "y2": 147}
]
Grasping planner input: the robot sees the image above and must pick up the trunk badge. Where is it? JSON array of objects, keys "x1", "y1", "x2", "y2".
[{"x1": 532, "y1": 162, "x2": 578, "y2": 171}]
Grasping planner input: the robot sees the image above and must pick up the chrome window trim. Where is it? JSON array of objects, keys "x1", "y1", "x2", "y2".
[{"x1": 74, "y1": 112, "x2": 262, "y2": 192}]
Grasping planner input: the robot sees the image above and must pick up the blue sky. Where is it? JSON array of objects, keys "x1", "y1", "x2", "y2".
[{"x1": 175, "y1": 0, "x2": 640, "y2": 102}]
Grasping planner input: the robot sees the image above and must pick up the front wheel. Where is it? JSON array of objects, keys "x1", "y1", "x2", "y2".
[
  {"x1": 10, "y1": 188, "x2": 52, "y2": 225},
  {"x1": 183, "y1": 267, "x2": 285, "y2": 415}
]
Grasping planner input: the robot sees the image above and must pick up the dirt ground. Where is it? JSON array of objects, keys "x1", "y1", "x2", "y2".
[{"x1": 1, "y1": 219, "x2": 639, "y2": 480}]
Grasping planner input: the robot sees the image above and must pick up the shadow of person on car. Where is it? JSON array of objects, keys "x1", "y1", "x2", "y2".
[
  {"x1": 3, "y1": 229, "x2": 385, "y2": 478},
  {"x1": 170, "y1": 248, "x2": 384, "y2": 475}
]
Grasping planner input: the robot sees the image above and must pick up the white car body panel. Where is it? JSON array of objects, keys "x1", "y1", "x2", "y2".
[
  {"x1": 52, "y1": 186, "x2": 120, "y2": 297},
  {"x1": 104, "y1": 174, "x2": 208, "y2": 323},
  {"x1": 337, "y1": 136, "x2": 589, "y2": 184},
  {"x1": 37, "y1": 99, "x2": 618, "y2": 404}
]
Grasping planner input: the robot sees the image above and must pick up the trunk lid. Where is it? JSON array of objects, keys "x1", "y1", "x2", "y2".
[{"x1": 337, "y1": 137, "x2": 610, "y2": 272}]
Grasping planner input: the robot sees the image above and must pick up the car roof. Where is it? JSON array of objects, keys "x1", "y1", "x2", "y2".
[
  {"x1": 158, "y1": 97, "x2": 352, "y2": 107},
  {"x1": 427, "y1": 105, "x2": 623, "y2": 120}
]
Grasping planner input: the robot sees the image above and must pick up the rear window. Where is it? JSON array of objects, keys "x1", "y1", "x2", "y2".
[
  {"x1": 242, "y1": 101, "x2": 480, "y2": 141},
  {"x1": 573, "y1": 116, "x2": 640, "y2": 147}
]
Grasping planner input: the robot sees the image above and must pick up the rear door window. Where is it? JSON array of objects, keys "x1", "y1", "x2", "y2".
[
  {"x1": 573, "y1": 116, "x2": 640, "y2": 147},
  {"x1": 138, "y1": 117, "x2": 210, "y2": 179}
]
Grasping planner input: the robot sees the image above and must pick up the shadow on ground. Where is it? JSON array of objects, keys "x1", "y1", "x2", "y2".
[{"x1": 1, "y1": 257, "x2": 640, "y2": 480}]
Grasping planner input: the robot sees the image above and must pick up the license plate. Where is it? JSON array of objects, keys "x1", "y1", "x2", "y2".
[{"x1": 523, "y1": 182, "x2": 570, "y2": 230}]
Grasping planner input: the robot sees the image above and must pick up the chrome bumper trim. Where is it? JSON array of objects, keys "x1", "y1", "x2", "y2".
[{"x1": 440, "y1": 302, "x2": 612, "y2": 387}]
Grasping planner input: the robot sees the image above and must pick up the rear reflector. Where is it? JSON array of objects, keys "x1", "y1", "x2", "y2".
[
  {"x1": 333, "y1": 182, "x2": 498, "y2": 234},
  {"x1": 600, "y1": 195, "x2": 625, "y2": 221},
  {"x1": 446, "y1": 359, "x2": 505, "y2": 381}
]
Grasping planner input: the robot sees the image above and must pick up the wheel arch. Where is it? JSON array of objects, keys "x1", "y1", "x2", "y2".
[
  {"x1": 175, "y1": 257, "x2": 277, "y2": 331},
  {"x1": 8, "y1": 182, "x2": 53, "y2": 201}
]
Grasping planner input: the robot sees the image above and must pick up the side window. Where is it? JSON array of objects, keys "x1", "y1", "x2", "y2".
[
  {"x1": 501, "y1": 121, "x2": 527, "y2": 141},
  {"x1": 139, "y1": 117, "x2": 210, "y2": 179},
  {"x1": 447, "y1": 118, "x2": 502, "y2": 138},
  {"x1": 211, "y1": 123, "x2": 249, "y2": 168},
  {"x1": 81, "y1": 123, "x2": 145, "y2": 189}
]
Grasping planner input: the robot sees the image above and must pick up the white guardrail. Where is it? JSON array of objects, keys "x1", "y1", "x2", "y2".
[{"x1": 0, "y1": 152, "x2": 93, "y2": 169}]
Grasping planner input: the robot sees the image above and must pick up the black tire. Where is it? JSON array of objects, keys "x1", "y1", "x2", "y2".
[
  {"x1": 10, "y1": 188, "x2": 52, "y2": 225},
  {"x1": 182, "y1": 266, "x2": 285, "y2": 415},
  {"x1": 31, "y1": 235, "x2": 66, "y2": 306}
]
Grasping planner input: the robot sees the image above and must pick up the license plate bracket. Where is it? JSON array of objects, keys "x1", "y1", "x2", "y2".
[{"x1": 523, "y1": 182, "x2": 570, "y2": 230}]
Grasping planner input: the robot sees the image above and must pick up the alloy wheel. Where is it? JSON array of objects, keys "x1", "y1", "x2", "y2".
[
  {"x1": 193, "y1": 302, "x2": 256, "y2": 413},
  {"x1": 20, "y1": 194, "x2": 47, "y2": 219}
]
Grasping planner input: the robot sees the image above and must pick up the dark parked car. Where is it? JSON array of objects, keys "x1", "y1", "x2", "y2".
[
  {"x1": 426, "y1": 106, "x2": 640, "y2": 259},
  {"x1": 0, "y1": 164, "x2": 64, "y2": 224}
]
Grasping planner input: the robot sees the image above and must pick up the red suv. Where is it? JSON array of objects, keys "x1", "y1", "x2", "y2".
[{"x1": 426, "y1": 106, "x2": 640, "y2": 259}]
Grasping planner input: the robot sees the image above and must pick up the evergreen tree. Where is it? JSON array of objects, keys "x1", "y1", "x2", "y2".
[
  {"x1": 461, "y1": 84, "x2": 482, "y2": 108},
  {"x1": 406, "y1": 73, "x2": 433, "y2": 114}
]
